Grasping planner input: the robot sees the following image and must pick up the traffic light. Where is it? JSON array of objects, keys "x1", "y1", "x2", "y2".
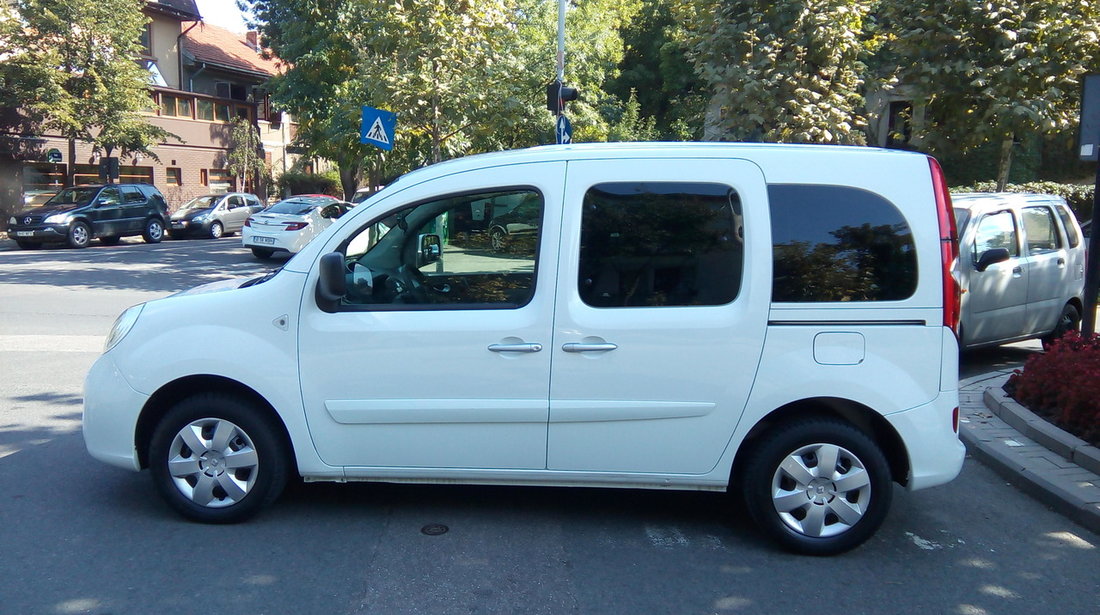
[{"x1": 546, "y1": 80, "x2": 579, "y2": 115}]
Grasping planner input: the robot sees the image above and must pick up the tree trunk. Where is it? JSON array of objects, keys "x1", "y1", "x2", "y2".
[
  {"x1": 339, "y1": 161, "x2": 362, "y2": 201},
  {"x1": 996, "y1": 135, "x2": 1014, "y2": 191}
]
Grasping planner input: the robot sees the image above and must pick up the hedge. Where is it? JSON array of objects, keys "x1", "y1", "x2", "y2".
[{"x1": 951, "y1": 181, "x2": 1096, "y2": 222}]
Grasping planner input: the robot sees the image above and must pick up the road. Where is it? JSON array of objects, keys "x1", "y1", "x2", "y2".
[{"x1": 1, "y1": 238, "x2": 1097, "y2": 615}]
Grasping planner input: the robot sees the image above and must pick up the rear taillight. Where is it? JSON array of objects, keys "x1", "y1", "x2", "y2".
[
  {"x1": 952, "y1": 407, "x2": 960, "y2": 433},
  {"x1": 929, "y1": 156, "x2": 961, "y2": 337},
  {"x1": 283, "y1": 221, "x2": 309, "y2": 231}
]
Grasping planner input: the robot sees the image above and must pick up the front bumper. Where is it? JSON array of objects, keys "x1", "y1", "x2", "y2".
[
  {"x1": 7, "y1": 224, "x2": 69, "y2": 242},
  {"x1": 169, "y1": 219, "x2": 212, "y2": 236},
  {"x1": 83, "y1": 354, "x2": 148, "y2": 471}
]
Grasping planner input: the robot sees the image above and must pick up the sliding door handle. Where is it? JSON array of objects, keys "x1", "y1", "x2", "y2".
[{"x1": 562, "y1": 342, "x2": 618, "y2": 353}]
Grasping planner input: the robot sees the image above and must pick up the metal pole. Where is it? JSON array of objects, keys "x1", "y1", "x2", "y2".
[
  {"x1": 556, "y1": 0, "x2": 566, "y2": 82},
  {"x1": 1082, "y1": 155, "x2": 1100, "y2": 335}
]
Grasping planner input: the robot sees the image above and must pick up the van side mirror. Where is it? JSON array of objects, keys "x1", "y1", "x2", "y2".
[
  {"x1": 417, "y1": 234, "x2": 441, "y2": 268},
  {"x1": 975, "y1": 247, "x2": 1010, "y2": 272},
  {"x1": 316, "y1": 252, "x2": 347, "y2": 310}
]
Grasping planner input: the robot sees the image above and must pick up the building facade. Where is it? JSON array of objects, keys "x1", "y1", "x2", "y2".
[{"x1": 1, "y1": 0, "x2": 314, "y2": 229}]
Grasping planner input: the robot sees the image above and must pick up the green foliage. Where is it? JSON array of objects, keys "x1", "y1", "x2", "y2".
[
  {"x1": 673, "y1": 0, "x2": 871, "y2": 144},
  {"x1": 951, "y1": 181, "x2": 1096, "y2": 221},
  {"x1": 2, "y1": 0, "x2": 176, "y2": 159},
  {"x1": 606, "y1": 90, "x2": 659, "y2": 142},
  {"x1": 226, "y1": 118, "x2": 267, "y2": 194},
  {"x1": 873, "y1": 0, "x2": 1100, "y2": 181},
  {"x1": 276, "y1": 171, "x2": 340, "y2": 197}
]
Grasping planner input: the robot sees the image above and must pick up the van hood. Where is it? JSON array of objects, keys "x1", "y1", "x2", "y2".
[{"x1": 172, "y1": 277, "x2": 251, "y2": 297}]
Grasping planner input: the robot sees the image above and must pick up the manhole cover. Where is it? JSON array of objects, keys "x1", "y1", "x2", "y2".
[{"x1": 421, "y1": 523, "x2": 449, "y2": 536}]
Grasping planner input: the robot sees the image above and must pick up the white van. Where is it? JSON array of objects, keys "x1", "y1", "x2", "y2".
[
  {"x1": 83, "y1": 143, "x2": 965, "y2": 555},
  {"x1": 952, "y1": 192, "x2": 1085, "y2": 349}
]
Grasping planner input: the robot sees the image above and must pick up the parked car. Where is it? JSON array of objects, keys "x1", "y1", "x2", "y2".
[
  {"x1": 952, "y1": 192, "x2": 1085, "y2": 349},
  {"x1": 83, "y1": 143, "x2": 965, "y2": 555},
  {"x1": 169, "y1": 193, "x2": 264, "y2": 239},
  {"x1": 241, "y1": 195, "x2": 349, "y2": 259},
  {"x1": 6, "y1": 183, "x2": 169, "y2": 249},
  {"x1": 487, "y1": 193, "x2": 541, "y2": 252}
]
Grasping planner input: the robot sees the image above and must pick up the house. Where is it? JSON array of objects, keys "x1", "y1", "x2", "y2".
[{"x1": 0, "y1": 0, "x2": 315, "y2": 228}]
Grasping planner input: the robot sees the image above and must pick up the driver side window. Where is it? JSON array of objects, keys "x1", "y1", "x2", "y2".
[{"x1": 340, "y1": 188, "x2": 543, "y2": 309}]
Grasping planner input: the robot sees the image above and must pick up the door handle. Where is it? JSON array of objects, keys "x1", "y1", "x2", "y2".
[
  {"x1": 488, "y1": 343, "x2": 543, "y2": 353},
  {"x1": 562, "y1": 342, "x2": 618, "y2": 353},
  {"x1": 1011, "y1": 266, "x2": 1023, "y2": 276},
  {"x1": 1057, "y1": 257, "x2": 1066, "y2": 267}
]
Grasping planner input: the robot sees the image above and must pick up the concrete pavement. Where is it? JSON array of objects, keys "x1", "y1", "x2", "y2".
[{"x1": 961, "y1": 371, "x2": 1100, "y2": 534}]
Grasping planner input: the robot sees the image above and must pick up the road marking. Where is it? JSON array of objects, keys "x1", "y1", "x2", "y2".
[{"x1": 0, "y1": 335, "x2": 103, "y2": 352}]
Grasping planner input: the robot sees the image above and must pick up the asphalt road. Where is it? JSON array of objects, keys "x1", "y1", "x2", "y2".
[{"x1": 1, "y1": 237, "x2": 1098, "y2": 615}]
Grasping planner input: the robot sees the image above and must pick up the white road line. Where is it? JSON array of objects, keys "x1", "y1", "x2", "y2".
[{"x1": 0, "y1": 335, "x2": 103, "y2": 353}]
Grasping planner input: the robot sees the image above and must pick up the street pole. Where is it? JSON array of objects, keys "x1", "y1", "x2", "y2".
[
  {"x1": 556, "y1": 0, "x2": 566, "y2": 83},
  {"x1": 1082, "y1": 152, "x2": 1100, "y2": 335}
]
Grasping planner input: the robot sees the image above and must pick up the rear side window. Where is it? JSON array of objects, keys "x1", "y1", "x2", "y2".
[
  {"x1": 579, "y1": 182, "x2": 743, "y2": 307},
  {"x1": 121, "y1": 186, "x2": 145, "y2": 203},
  {"x1": 769, "y1": 184, "x2": 917, "y2": 302},
  {"x1": 1022, "y1": 207, "x2": 1061, "y2": 254}
]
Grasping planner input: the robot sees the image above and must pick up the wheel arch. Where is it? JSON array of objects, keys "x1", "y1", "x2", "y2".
[
  {"x1": 135, "y1": 375, "x2": 296, "y2": 471},
  {"x1": 731, "y1": 397, "x2": 910, "y2": 489}
]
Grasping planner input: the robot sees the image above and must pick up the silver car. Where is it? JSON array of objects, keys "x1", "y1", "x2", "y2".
[
  {"x1": 952, "y1": 192, "x2": 1085, "y2": 349},
  {"x1": 169, "y1": 193, "x2": 264, "y2": 239}
]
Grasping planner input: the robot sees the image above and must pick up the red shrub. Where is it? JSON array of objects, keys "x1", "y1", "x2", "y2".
[{"x1": 1005, "y1": 331, "x2": 1100, "y2": 447}]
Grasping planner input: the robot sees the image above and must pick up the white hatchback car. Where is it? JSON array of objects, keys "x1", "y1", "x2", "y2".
[
  {"x1": 85, "y1": 143, "x2": 965, "y2": 555},
  {"x1": 952, "y1": 192, "x2": 1085, "y2": 349},
  {"x1": 241, "y1": 195, "x2": 347, "y2": 259}
]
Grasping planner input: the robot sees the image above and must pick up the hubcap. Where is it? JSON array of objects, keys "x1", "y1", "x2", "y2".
[
  {"x1": 149, "y1": 221, "x2": 163, "y2": 240},
  {"x1": 166, "y1": 418, "x2": 259, "y2": 508},
  {"x1": 770, "y1": 443, "x2": 871, "y2": 538},
  {"x1": 72, "y1": 225, "x2": 88, "y2": 245}
]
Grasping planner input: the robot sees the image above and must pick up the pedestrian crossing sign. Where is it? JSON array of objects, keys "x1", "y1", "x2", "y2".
[{"x1": 361, "y1": 106, "x2": 397, "y2": 151}]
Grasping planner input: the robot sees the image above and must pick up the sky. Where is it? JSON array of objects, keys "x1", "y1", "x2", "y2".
[{"x1": 195, "y1": 0, "x2": 249, "y2": 33}]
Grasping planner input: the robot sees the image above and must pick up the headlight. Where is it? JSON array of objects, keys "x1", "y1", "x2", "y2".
[
  {"x1": 7, "y1": 217, "x2": 15, "y2": 225},
  {"x1": 192, "y1": 214, "x2": 208, "y2": 223},
  {"x1": 104, "y1": 304, "x2": 145, "y2": 353},
  {"x1": 43, "y1": 213, "x2": 71, "y2": 224}
]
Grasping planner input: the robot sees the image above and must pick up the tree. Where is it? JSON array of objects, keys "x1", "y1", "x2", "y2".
[
  {"x1": 226, "y1": 117, "x2": 267, "y2": 196},
  {"x1": 2, "y1": 0, "x2": 176, "y2": 171},
  {"x1": 673, "y1": 0, "x2": 871, "y2": 144},
  {"x1": 874, "y1": 0, "x2": 1100, "y2": 189}
]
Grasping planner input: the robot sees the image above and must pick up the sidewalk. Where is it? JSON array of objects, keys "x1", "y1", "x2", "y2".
[{"x1": 960, "y1": 370, "x2": 1100, "y2": 535}]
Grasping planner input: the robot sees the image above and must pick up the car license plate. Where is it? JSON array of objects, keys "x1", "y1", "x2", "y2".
[
  {"x1": 172, "y1": 222, "x2": 186, "y2": 229},
  {"x1": 254, "y1": 236, "x2": 276, "y2": 245},
  {"x1": 16, "y1": 231, "x2": 33, "y2": 237}
]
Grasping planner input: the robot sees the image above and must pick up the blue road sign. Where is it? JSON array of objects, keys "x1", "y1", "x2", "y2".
[
  {"x1": 361, "y1": 106, "x2": 397, "y2": 151},
  {"x1": 556, "y1": 114, "x2": 572, "y2": 145}
]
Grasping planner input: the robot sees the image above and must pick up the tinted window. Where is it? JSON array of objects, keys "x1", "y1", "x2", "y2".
[
  {"x1": 973, "y1": 210, "x2": 1018, "y2": 260},
  {"x1": 769, "y1": 184, "x2": 916, "y2": 302},
  {"x1": 121, "y1": 187, "x2": 145, "y2": 203},
  {"x1": 579, "y1": 182, "x2": 743, "y2": 308},
  {"x1": 1023, "y1": 206, "x2": 1061, "y2": 254}
]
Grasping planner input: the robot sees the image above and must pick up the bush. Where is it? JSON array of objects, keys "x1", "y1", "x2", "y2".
[
  {"x1": 275, "y1": 171, "x2": 340, "y2": 198},
  {"x1": 951, "y1": 181, "x2": 1096, "y2": 222},
  {"x1": 1005, "y1": 331, "x2": 1100, "y2": 447}
]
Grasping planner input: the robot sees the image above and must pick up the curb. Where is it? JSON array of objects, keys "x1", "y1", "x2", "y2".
[{"x1": 959, "y1": 371, "x2": 1100, "y2": 536}]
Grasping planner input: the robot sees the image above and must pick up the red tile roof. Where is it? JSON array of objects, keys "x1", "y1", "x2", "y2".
[{"x1": 183, "y1": 21, "x2": 283, "y2": 77}]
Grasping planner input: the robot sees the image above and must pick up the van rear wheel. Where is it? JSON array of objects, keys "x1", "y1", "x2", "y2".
[
  {"x1": 149, "y1": 394, "x2": 289, "y2": 523},
  {"x1": 741, "y1": 418, "x2": 891, "y2": 555}
]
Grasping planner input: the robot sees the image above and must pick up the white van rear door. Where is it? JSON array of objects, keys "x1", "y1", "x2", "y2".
[{"x1": 547, "y1": 158, "x2": 771, "y2": 474}]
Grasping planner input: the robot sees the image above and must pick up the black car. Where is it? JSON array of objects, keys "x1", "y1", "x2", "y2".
[
  {"x1": 6, "y1": 184, "x2": 170, "y2": 249},
  {"x1": 169, "y1": 193, "x2": 264, "y2": 239}
]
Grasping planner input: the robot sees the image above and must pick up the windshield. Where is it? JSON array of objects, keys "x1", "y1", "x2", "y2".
[
  {"x1": 266, "y1": 197, "x2": 332, "y2": 215},
  {"x1": 180, "y1": 196, "x2": 219, "y2": 211},
  {"x1": 45, "y1": 186, "x2": 100, "y2": 207}
]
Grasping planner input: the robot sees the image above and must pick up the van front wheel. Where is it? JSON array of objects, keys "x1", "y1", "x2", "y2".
[
  {"x1": 741, "y1": 419, "x2": 892, "y2": 555},
  {"x1": 149, "y1": 394, "x2": 289, "y2": 523}
]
